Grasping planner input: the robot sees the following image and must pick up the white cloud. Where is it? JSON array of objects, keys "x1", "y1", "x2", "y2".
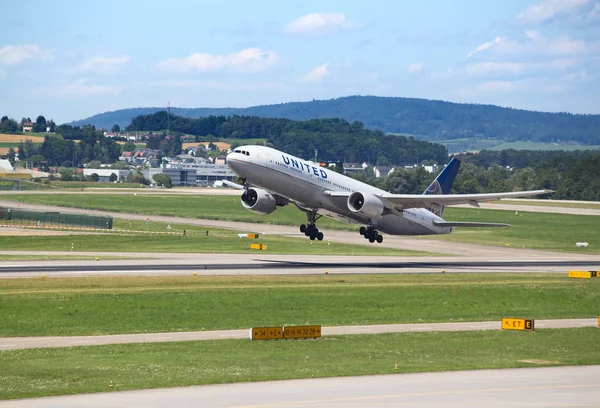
[
  {"x1": 298, "y1": 64, "x2": 329, "y2": 83},
  {"x1": 283, "y1": 13, "x2": 357, "y2": 35},
  {"x1": 408, "y1": 62, "x2": 424, "y2": 74},
  {"x1": 468, "y1": 33, "x2": 592, "y2": 58},
  {"x1": 478, "y1": 80, "x2": 520, "y2": 93},
  {"x1": 516, "y1": 0, "x2": 592, "y2": 23},
  {"x1": 467, "y1": 37, "x2": 502, "y2": 58},
  {"x1": 588, "y1": 2, "x2": 600, "y2": 19},
  {"x1": 466, "y1": 62, "x2": 526, "y2": 76},
  {"x1": 75, "y1": 56, "x2": 130, "y2": 74},
  {"x1": 157, "y1": 48, "x2": 277, "y2": 73},
  {"x1": 0, "y1": 45, "x2": 53, "y2": 65},
  {"x1": 153, "y1": 80, "x2": 284, "y2": 91},
  {"x1": 32, "y1": 79, "x2": 121, "y2": 98},
  {"x1": 466, "y1": 59, "x2": 576, "y2": 76}
]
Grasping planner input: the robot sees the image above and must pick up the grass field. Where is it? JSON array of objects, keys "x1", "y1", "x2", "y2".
[
  {"x1": 489, "y1": 141, "x2": 600, "y2": 151},
  {"x1": 0, "y1": 134, "x2": 46, "y2": 143},
  {"x1": 491, "y1": 200, "x2": 600, "y2": 210},
  {"x1": 1, "y1": 273, "x2": 597, "y2": 336},
  {"x1": 2, "y1": 194, "x2": 598, "y2": 253},
  {"x1": 48, "y1": 181, "x2": 147, "y2": 189},
  {"x1": 0, "y1": 216, "x2": 423, "y2": 255},
  {"x1": 424, "y1": 208, "x2": 599, "y2": 252},
  {"x1": 0, "y1": 328, "x2": 598, "y2": 399}
]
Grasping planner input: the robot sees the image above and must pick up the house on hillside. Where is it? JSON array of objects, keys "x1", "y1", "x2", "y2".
[
  {"x1": 119, "y1": 151, "x2": 133, "y2": 163},
  {"x1": 373, "y1": 166, "x2": 394, "y2": 178},
  {"x1": 343, "y1": 162, "x2": 368, "y2": 175},
  {"x1": 22, "y1": 122, "x2": 34, "y2": 132}
]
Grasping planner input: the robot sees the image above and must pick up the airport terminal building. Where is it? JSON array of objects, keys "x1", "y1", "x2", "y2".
[{"x1": 161, "y1": 163, "x2": 235, "y2": 187}]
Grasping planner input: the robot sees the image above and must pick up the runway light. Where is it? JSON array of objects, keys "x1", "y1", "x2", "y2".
[
  {"x1": 505, "y1": 244, "x2": 510, "y2": 247},
  {"x1": 324, "y1": 270, "x2": 328, "y2": 274},
  {"x1": 442, "y1": 269, "x2": 446, "y2": 273},
  {"x1": 193, "y1": 271, "x2": 198, "y2": 276},
  {"x1": 41, "y1": 274, "x2": 46, "y2": 279},
  {"x1": 95, "y1": 257, "x2": 100, "y2": 261},
  {"x1": 394, "y1": 364, "x2": 398, "y2": 371}
]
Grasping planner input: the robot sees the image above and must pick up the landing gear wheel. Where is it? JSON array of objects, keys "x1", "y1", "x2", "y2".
[
  {"x1": 309, "y1": 234, "x2": 316, "y2": 241},
  {"x1": 317, "y1": 232, "x2": 324, "y2": 241},
  {"x1": 368, "y1": 236, "x2": 375, "y2": 243},
  {"x1": 376, "y1": 234, "x2": 383, "y2": 244},
  {"x1": 359, "y1": 226, "x2": 367, "y2": 236},
  {"x1": 300, "y1": 224, "x2": 306, "y2": 233}
]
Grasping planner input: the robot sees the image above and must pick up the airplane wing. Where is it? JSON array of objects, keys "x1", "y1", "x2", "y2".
[
  {"x1": 325, "y1": 189, "x2": 553, "y2": 211},
  {"x1": 432, "y1": 221, "x2": 510, "y2": 228}
]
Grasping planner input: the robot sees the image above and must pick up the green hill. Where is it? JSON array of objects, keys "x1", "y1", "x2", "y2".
[{"x1": 71, "y1": 96, "x2": 600, "y2": 145}]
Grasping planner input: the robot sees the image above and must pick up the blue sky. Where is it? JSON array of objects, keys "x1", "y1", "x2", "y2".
[{"x1": 1, "y1": 0, "x2": 599, "y2": 123}]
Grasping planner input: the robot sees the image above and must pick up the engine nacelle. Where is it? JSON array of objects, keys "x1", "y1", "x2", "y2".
[
  {"x1": 241, "y1": 188, "x2": 277, "y2": 215},
  {"x1": 347, "y1": 192, "x2": 384, "y2": 219}
]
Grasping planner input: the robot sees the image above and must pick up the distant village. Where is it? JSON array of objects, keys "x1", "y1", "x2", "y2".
[{"x1": 1, "y1": 125, "x2": 439, "y2": 188}]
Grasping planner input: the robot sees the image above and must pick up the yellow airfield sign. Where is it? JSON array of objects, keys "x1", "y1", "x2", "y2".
[
  {"x1": 283, "y1": 325, "x2": 322, "y2": 339},
  {"x1": 502, "y1": 318, "x2": 534, "y2": 331},
  {"x1": 568, "y1": 271, "x2": 596, "y2": 279},
  {"x1": 250, "y1": 327, "x2": 283, "y2": 340}
]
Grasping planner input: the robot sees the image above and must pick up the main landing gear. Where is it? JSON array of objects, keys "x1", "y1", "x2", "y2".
[
  {"x1": 360, "y1": 226, "x2": 383, "y2": 244},
  {"x1": 299, "y1": 209, "x2": 323, "y2": 241}
]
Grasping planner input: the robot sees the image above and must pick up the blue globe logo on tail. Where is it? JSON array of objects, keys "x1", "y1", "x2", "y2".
[{"x1": 423, "y1": 158, "x2": 461, "y2": 216}]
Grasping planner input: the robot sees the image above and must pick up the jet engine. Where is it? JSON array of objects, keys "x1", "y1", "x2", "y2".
[
  {"x1": 347, "y1": 192, "x2": 384, "y2": 219},
  {"x1": 241, "y1": 188, "x2": 277, "y2": 215}
]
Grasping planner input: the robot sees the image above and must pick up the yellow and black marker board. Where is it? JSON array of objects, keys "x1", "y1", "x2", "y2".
[
  {"x1": 501, "y1": 318, "x2": 534, "y2": 331},
  {"x1": 568, "y1": 271, "x2": 596, "y2": 278},
  {"x1": 250, "y1": 243, "x2": 267, "y2": 250},
  {"x1": 250, "y1": 327, "x2": 283, "y2": 340},
  {"x1": 283, "y1": 325, "x2": 322, "y2": 339}
]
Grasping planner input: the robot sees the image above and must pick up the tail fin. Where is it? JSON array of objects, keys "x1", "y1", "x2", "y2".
[{"x1": 423, "y1": 158, "x2": 461, "y2": 216}]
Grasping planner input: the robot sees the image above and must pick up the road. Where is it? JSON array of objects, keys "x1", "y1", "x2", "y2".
[
  {"x1": 0, "y1": 318, "x2": 596, "y2": 351},
  {"x1": 2, "y1": 365, "x2": 599, "y2": 407}
]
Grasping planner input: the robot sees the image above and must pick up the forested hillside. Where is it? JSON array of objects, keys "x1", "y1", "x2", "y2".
[
  {"x1": 72, "y1": 96, "x2": 600, "y2": 145},
  {"x1": 127, "y1": 111, "x2": 448, "y2": 165},
  {"x1": 357, "y1": 150, "x2": 600, "y2": 201}
]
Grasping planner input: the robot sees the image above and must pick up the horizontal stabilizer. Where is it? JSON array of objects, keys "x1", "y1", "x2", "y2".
[
  {"x1": 433, "y1": 221, "x2": 511, "y2": 228},
  {"x1": 215, "y1": 179, "x2": 245, "y2": 190}
]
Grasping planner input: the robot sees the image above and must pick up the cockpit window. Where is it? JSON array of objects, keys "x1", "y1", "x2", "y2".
[
  {"x1": 234, "y1": 150, "x2": 241, "y2": 153},
  {"x1": 244, "y1": 151, "x2": 249, "y2": 156}
]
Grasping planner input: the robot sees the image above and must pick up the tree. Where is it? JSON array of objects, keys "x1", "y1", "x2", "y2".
[
  {"x1": 127, "y1": 171, "x2": 148, "y2": 185},
  {"x1": 58, "y1": 167, "x2": 75, "y2": 181},
  {"x1": 86, "y1": 160, "x2": 102, "y2": 169},
  {"x1": 122, "y1": 141, "x2": 137, "y2": 152},
  {"x1": 111, "y1": 124, "x2": 121, "y2": 133},
  {"x1": 17, "y1": 142, "x2": 25, "y2": 161},
  {"x1": 33, "y1": 115, "x2": 47, "y2": 132},
  {"x1": 153, "y1": 173, "x2": 172, "y2": 188},
  {"x1": 7, "y1": 147, "x2": 16, "y2": 165},
  {"x1": 109, "y1": 172, "x2": 118, "y2": 182}
]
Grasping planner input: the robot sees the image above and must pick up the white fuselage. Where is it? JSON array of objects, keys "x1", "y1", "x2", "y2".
[{"x1": 226, "y1": 146, "x2": 451, "y2": 236}]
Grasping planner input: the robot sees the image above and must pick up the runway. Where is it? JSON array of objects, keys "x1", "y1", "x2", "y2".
[
  {"x1": 2, "y1": 365, "x2": 599, "y2": 407},
  {"x1": 0, "y1": 318, "x2": 596, "y2": 351},
  {"x1": 1, "y1": 253, "x2": 599, "y2": 278}
]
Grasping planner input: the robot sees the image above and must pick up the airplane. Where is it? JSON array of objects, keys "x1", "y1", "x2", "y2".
[{"x1": 219, "y1": 145, "x2": 552, "y2": 244}]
